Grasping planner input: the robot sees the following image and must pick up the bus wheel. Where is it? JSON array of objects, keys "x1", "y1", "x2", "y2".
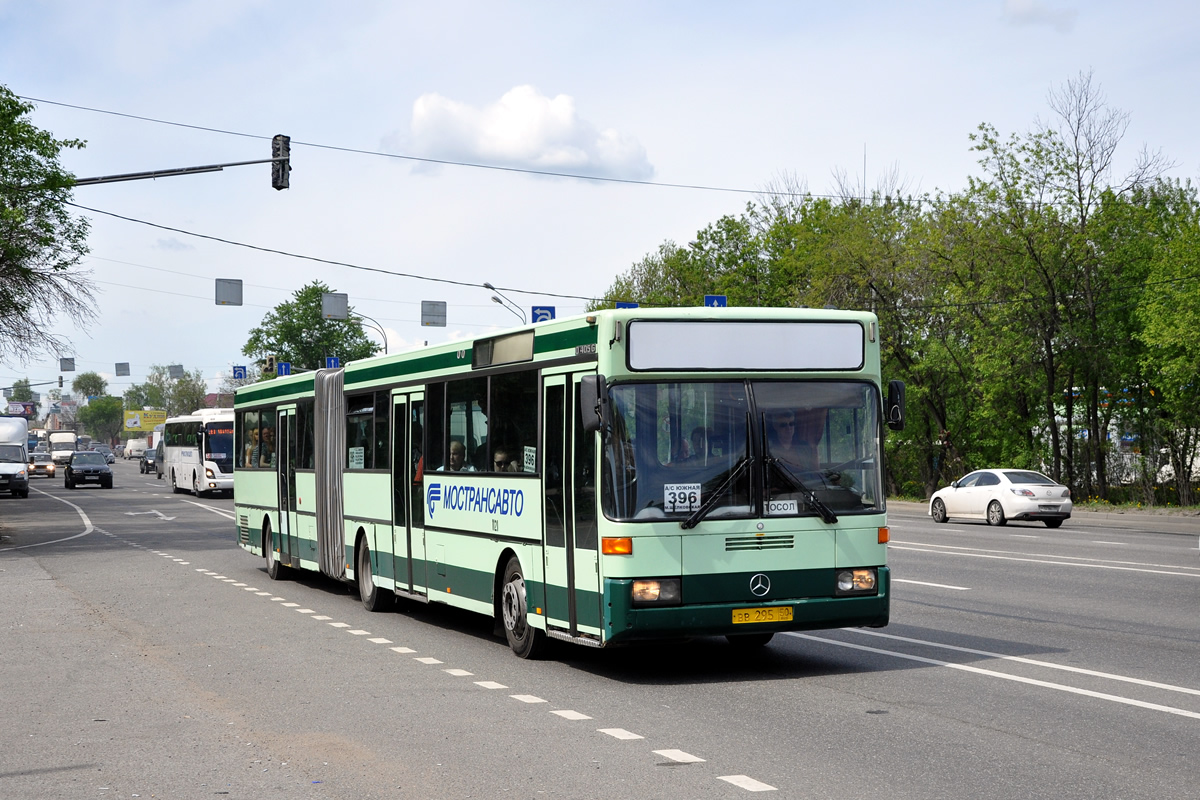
[
  {"x1": 357, "y1": 535, "x2": 391, "y2": 612},
  {"x1": 171, "y1": 470, "x2": 184, "y2": 494},
  {"x1": 192, "y1": 472, "x2": 204, "y2": 497},
  {"x1": 265, "y1": 521, "x2": 287, "y2": 581},
  {"x1": 726, "y1": 632, "x2": 775, "y2": 648},
  {"x1": 500, "y1": 556, "x2": 546, "y2": 659}
]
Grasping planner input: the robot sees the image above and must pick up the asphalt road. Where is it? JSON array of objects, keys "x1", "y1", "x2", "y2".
[{"x1": 2, "y1": 461, "x2": 1198, "y2": 799}]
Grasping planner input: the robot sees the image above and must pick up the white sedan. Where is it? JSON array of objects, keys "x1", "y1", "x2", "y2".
[{"x1": 929, "y1": 469, "x2": 1072, "y2": 528}]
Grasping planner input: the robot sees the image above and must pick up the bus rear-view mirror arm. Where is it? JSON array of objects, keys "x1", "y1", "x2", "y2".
[
  {"x1": 887, "y1": 380, "x2": 906, "y2": 431},
  {"x1": 580, "y1": 374, "x2": 611, "y2": 436}
]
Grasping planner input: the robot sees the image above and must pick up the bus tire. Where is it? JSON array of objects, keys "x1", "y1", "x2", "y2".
[
  {"x1": 356, "y1": 535, "x2": 392, "y2": 612},
  {"x1": 726, "y1": 632, "x2": 775, "y2": 648},
  {"x1": 170, "y1": 470, "x2": 184, "y2": 494},
  {"x1": 265, "y1": 521, "x2": 287, "y2": 581},
  {"x1": 192, "y1": 472, "x2": 204, "y2": 497},
  {"x1": 500, "y1": 556, "x2": 546, "y2": 659}
]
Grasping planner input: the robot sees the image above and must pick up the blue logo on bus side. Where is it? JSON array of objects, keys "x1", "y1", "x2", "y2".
[{"x1": 426, "y1": 482, "x2": 524, "y2": 520}]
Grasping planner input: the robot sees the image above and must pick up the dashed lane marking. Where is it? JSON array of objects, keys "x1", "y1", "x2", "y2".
[
  {"x1": 718, "y1": 775, "x2": 777, "y2": 792},
  {"x1": 654, "y1": 749, "x2": 705, "y2": 763},
  {"x1": 598, "y1": 728, "x2": 643, "y2": 740},
  {"x1": 475, "y1": 681, "x2": 507, "y2": 689},
  {"x1": 551, "y1": 710, "x2": 591, "y2": 720},
  {"x1": 511, "y1": 695, "x2": 547, "y2": 704}
]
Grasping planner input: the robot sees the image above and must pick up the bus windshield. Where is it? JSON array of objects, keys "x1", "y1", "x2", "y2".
[
  {"x1": 205, "y1": 422, "x2": 235, "y2": 471},
  {"x1": 601, "y1": 380, "x2": 882, "y2": 522}
]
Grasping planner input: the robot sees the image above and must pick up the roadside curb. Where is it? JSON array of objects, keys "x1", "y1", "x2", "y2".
[{"x1": 886, "y1": 498, "x2": 1199, "y2": 534}]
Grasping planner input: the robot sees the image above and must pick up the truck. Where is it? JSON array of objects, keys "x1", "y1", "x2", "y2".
[
  {"x1": 48, "y1": 430, "x2": 78, "y2": 466},
  {"x1": 0, "y1": 416, "x2": 30, "y2": 498},
  {"x1": 124, "y1": 437, "x2": 149, "y2": 459}
]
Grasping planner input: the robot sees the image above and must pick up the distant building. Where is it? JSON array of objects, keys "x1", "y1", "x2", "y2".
[{"x1": 203, "y1": 393, "x2": 234, "y2": 409}]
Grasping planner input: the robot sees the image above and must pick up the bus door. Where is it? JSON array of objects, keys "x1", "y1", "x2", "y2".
[
  {"x1": 276, "y1": 408, "x2": 297, "y2": 566},
  {"x1": 541, "y1": 373, "x2": 601, "y2": 638},
  {"x1": 391, "y1": 392, "x2": 427, "y2": 597}
]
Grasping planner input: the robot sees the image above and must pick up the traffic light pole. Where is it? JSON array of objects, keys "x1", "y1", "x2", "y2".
[
  {"x1": 73, "y1": 155, "x2": 289, "y2": 187},
  {"x1": 73, "y1": 135, "x2": 291, "y2": 189}
]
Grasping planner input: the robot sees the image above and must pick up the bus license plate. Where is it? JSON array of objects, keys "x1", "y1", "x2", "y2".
[{"x1": 732, "y1": 606, "x2": 793, "y2": 625}]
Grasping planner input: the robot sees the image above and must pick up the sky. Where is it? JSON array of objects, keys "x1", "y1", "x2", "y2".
[{"x1": 2, "y1": 0, "x2": 1198, "y2": 410}]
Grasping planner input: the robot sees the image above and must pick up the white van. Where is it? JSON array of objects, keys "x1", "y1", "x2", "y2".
[
  {"x1": 125, "y1": 437, "x2": 148, "y2": 459},
  {"x1": 0, "y1": 416, "x2": 30, "y2": 498}
]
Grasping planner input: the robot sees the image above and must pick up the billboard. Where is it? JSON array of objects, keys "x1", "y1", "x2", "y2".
[{"x1": 124, "y1": 410, "x2": 168, "y2": 431}]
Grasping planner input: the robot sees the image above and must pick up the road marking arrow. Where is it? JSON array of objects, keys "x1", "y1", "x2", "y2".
[{"x1": 124, "y1": 510, "x2": 177, "y2": 521}]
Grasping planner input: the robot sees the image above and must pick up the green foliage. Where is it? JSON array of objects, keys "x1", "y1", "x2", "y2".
[
  {"x1": 71, "y1": 371, "x2": 107, "y2": 399},
  {"x1": 0, "y1": 85, "x2": 95, "y2": 362},
  {"x1": 242, "y1": 281, "x2": 377, "y2": 376},
  {"x1": 123, "y1": 365, "x2": 209, "y2": 417},
  {"x1": 592, "y1": 75, "x2": 1200, "y2": 505},
  {"x1": 77, "y1": 395, "x2": 123, "y2": 443},
  {"x1": 9, "y1": 377, "x2": 33, "y2": 402}
]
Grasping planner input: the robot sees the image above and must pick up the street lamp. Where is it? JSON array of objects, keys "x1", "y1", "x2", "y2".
[
  {"x1": 484, "y1": 282, "x2": 526, "y2": 324},
  {"x1": 353, "y1": 313, "x2": 388, "y2": 355}
]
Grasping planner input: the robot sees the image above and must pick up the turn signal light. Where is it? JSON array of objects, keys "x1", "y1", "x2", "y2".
[
  {"x1": 878, "y1": 526, "x2": 890, "y2": 544},
  {"x1": 601, "y1": 537, "x2": 633, "y2": 555}
]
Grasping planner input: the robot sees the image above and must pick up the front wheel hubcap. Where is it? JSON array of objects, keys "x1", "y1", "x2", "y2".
[{"x1": 502, "y1": 577, "x2": 526, "y2": 636}]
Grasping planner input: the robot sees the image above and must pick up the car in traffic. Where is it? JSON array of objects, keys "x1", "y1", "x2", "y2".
[
  {"x1": 90, "y1": 444, "x2": 116, "y2": 464},
  {"x1": 65, "y1": 451, "x2": 114, "y2": 490},
  {"x1": 140, "y1": 446, "x2": 158, "y2": 474},
  {"x1": 154, "y1": 439, "x2": 165, "y2": 480},
  {"x1": 28, "y1": 452, "x2": 56, "y2": 478},
  {"x1": 929, "y1": 468, "x2": 1072, "y2": 528}
]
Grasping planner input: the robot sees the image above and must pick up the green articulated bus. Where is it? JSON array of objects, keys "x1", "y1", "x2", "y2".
[{"x1": 233, "y1": 307, "x2": 906, "y2": 658}]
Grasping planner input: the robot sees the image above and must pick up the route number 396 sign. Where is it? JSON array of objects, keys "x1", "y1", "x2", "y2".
[{"x1": 664, "y1": 483, "x2": 702, "y2": 512}]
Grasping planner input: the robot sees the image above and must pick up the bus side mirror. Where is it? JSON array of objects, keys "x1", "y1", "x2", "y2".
[
  {"x1": 886, "y1": 380, "x2": 906, "y2": 431},
  {"x1": 579, "y1": 374, "x2": 611, "y2": 435}
]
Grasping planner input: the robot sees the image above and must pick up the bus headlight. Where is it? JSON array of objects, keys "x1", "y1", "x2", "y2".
[
  {"x1": 205, "y1": 468, "x2": 215, "y2": 479},
  {"x1": 835, "y1": 569, "x2": 877, "y2": 595},
  {"x1": 631, "y1": 578, "x2": 681, "y2": 606}
]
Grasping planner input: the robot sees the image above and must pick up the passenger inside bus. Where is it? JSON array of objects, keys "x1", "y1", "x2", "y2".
[
  {"x1": 767, "y1": 409, "x2": 819, "y2": 471},
  {"x1": 440, "y1": 440, "x2": 475, "y2": 472},
  {"x1": 492, "y1": 446, "x2": 519, "y2": 472},
  {"x1": 243, "y1": 426, "x2": 258, "y2": 468}
]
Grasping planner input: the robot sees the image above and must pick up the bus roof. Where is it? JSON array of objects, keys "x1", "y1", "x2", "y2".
[{"x1": 234, "y1": 306, "x2": 881, "y2": 409}]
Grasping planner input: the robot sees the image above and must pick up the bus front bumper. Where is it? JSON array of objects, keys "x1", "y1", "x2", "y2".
[{"x1": 602, "y1": 567, "x2": 889, "y2": 645}]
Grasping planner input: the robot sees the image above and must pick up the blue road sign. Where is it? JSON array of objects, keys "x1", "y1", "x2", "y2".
[
  {"x1": 232, "y1": 365, "x2": 247, "y2": 380},
  {"x1": 532, "y1": 306, "x2": 556, "y2": 323},
  {"x1": 277, "y1": 362, "x2": 292, "y2": 376},
  {"x1": 704, "y1": 294, "x2": 728, "y2": 307},
  {"x1": 615, "y1": 301, "x2": 639, "y2": 309},
  {"x1": 325, "y1": 356, "x2": 340, "y2": 369}
]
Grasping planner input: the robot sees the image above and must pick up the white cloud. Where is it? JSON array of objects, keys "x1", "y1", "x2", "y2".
[
  {"x1": 1003, "y1": 0, "x2": 1077, "y2": 33},
  {"x1": 399, "y1": 85, "x2": 654, "y2": 180}
]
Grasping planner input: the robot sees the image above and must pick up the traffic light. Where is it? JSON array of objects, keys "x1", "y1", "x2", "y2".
[
  {"x1": 271, "y1": 134, "x2": 290, "y2": 190},
  {"x1": 264, "y1": 355, "x2": 276, "y2": 375},
  {"x1": 58, "y1": 375, "x2": 63, "y2": 388}
]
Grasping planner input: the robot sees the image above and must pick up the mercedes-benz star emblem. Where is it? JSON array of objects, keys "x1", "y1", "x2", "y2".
[{"x1": 749, "y1": 573, "x2": 771, "y2": 597}]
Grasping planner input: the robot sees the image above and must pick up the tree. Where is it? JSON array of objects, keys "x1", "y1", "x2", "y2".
[
  {"x1": 167, "y1": 368, "x2": 209, "y2": 416},
  {"x1": 242, "y1": 281, "x2": 377, "y2": 375},
  {"x1": 0, "y1": 85, "x2": 96, "y2": 362},
  {"x1": 123, "y1": 365, "x2": 209, "y2": 416},
  {"x1": 72, "y1": 371, "x2": 107, "y2": 399},
  {"x1": 9, "y1": 377, "x2": 33, "y2": 402},
  {"x1": 77, "y1": 396, "x2": 123, "y2": 444}
]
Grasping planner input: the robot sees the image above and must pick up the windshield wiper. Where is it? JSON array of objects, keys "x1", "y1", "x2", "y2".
[
  {"x1": 767, "y1": 457, "x2": 839, "y2": 524},
  {"x1": 680, "y1": 455, "x2": 752, "y2": 530}
]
